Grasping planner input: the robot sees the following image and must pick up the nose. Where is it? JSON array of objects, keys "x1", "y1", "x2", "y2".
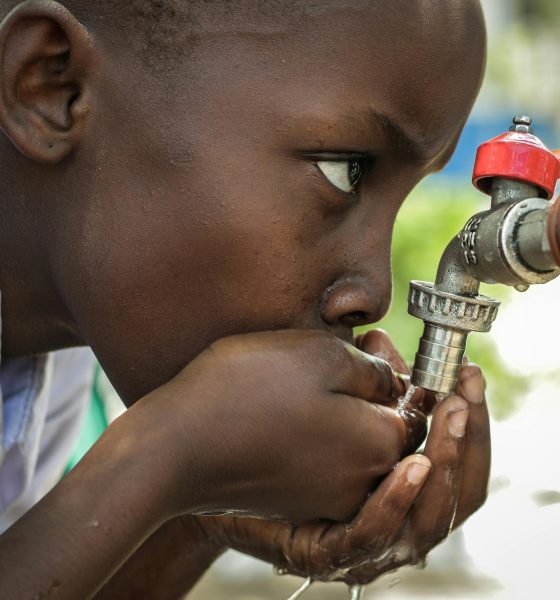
[{"x1": 320, "y1": 274, "x2": 391, "y2": 329}]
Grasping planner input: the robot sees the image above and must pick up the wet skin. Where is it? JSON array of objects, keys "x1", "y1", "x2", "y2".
[{"x1": 0, "y1": 0, "x2": 490, "y2": 597}]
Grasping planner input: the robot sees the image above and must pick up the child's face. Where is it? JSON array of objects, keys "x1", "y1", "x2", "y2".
[{"x1": 64, "y1": 2, "x2": 485, "y2": 402}]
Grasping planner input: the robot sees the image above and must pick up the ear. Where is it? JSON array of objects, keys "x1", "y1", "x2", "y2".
[{"x1": 0, "y1": 0, "x2": 95, "y2": 162}]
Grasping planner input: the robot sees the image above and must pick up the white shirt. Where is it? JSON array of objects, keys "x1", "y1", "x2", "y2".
[{"x1": 0, "y1": 301, "x2": 95, "y2": 532}]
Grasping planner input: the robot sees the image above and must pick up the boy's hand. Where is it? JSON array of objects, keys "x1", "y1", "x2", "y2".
[
  {"x1": 97, "y1": 332, "x2": 488, "y2": 597},
  {"x1": 143, "y1": 329, "x2": 426, "y2": 523},
  {"x1": 192, "y1": 361, "x2": 489, "y2": 584}
]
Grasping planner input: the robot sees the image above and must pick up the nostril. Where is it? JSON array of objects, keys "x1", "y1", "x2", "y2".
[
  {"x1": 320, "y1": 277, "x2": 387, "y2": 327},
  {"x1": 340, "y1": 311, "x2": 370, "y2": 327}
]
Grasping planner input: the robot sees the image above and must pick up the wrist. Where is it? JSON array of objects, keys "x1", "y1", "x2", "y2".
[{"x1": 120, "y1": 380, "x2": 216, "y2": 520}]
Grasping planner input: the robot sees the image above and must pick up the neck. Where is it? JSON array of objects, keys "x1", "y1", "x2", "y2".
[{"x1": 0, "y1": 167, "x2": 83, "y2": 360}]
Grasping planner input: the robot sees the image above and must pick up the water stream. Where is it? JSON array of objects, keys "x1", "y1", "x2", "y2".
[
  {"x1": 286, "y1": 577, "x2": 313, "y2": 600},
  {"x1": 349, "y1": 584, "x2": 365, "y2": 599},
  {"x1": 397, "y1": 384, "x2": 417, "y2": 411},
  {"x1": 285, "y1": 579, "x2": 365, "y2": 600}
]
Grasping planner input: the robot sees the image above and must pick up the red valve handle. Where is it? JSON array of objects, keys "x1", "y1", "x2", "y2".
[{"x1": 472, "y1": 119, "x2": 560, "y2": 200}]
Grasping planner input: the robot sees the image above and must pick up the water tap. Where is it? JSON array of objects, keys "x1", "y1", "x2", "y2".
[{"x1": 408, "y1": 115, "x2": 560, "y2": 394}]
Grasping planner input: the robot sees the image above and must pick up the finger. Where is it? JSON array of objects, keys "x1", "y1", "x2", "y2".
[
  {"x1": 453, "y1": 364, "x2": 491, "y2": 527},
  {"x1": 408, "y1": 395, "x2": 469, "y2": 555},
  {"x1": 310, "y1": 454, "x2": 430, "y2": 577},
  {"x1": 341, "y1": 455, "x2": 431, "y2": 559},
  {"x1": 398, "y1": 404, "x2": 428, "y2": 455},
  {"x1": 356, "y1": 329, "x2": 410, "y2": 375},
  {"x1": 354, "y1": 331, "x2": 437, "y2": 416},
  {"x1": 334, "y1": 342, "x2": 405, "y2": 404}
]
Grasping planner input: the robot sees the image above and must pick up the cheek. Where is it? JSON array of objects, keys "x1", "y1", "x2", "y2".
[
  {"x1": 140, "y1": 157, "x2": 330, "y2": 326},
  {"x1": 71, "y1": 168, "x2": 334, "y2": 399}
]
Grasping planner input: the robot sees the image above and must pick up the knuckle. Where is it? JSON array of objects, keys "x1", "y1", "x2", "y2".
[
  {"x1": 302, "y1": 331, "x2": 345, "y2": 371},
  {"x1": 467, "y1": 422, "x2": 491, "y2": 446},
  {"x1": 332, "y1": 338, "x2": 355, "y2": 367},
  {"x1": 309, "y1": 329, "x2": 338, "y2": 351},
  {"x1": 349, "y1": 532, "x2": 388, "y2": 557},
  {"x1": 442, "y1": 452, "x2": 464, "y2": 478},
  {"x1": 206, "y1": 335, "x2": 236, "y2": 361},
  {"x1": 390, "y1": 539, "x2": 419, "y2": 566},
  {"x1": 374, "y1": 357, "x2": 397, "y2": 400},
  {"x1": 379, "y1": 493, "x2": 412, "y2": 518}
]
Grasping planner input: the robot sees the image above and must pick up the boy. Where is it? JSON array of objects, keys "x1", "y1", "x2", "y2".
[{"x1": 0, "y1": 0, "x2": 490, "y2": 597}]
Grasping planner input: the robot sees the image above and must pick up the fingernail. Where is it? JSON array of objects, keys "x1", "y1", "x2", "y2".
[
  {"x1": 460, "y1": 365, "x2": 484, "y2": 405},
  {"x1": 407, "y1": 457, "x2": 431, "y2": 485},
  {"x1": 448, "y1": 408, "x2": 469, "y2": 438}
]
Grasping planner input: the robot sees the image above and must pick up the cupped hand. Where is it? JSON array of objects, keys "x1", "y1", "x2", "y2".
[
  {"x1": 192, "y1": 353, "x2": 490, "y2": 585},
  {"x1": 141, "y1": 329, "x2": 426, "y2": 523}
]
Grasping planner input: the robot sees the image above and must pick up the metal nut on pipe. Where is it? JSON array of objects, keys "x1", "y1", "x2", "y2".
[
  {"x1": 408, "y1": 281, "x2": 500, "y2": 393},
  {"x1": 408, "y1": 281, "x2": 500, "y2": 332}
]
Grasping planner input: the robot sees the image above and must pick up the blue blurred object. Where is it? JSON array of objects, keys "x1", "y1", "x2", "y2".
[{"x1": 438, "y1": 114, "x2": 558, "y2": 180}]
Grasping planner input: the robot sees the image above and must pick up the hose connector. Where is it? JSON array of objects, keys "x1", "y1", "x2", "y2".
[{"x1": 408, "y1": 282, "x2": 500, "y2": 393}]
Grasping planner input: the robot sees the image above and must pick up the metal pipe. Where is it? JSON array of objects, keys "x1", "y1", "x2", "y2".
[
  {"x1": 407, "y1": 116, "x2": 560, "y2": 395},
  {"x1": 546, "y1": 196, "x2": 560, "y2": 267},
  {"x1": 434, "y1": 235, "x2": 480, "y2": 296},
  {"x1": 409, "y1": 187, "x2": 558, "y2": 395}
]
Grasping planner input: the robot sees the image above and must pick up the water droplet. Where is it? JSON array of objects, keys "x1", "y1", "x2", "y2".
[{"x1": 436, "y1": 392, "x2": 448, "y2": 403}]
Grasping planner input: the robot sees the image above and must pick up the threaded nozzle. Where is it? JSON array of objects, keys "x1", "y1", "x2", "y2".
[{"x1": 411, "y1": 325, "x2": 468, "y2": 394}]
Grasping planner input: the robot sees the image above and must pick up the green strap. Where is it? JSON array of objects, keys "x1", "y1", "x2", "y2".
[{"x1": 64, "y1": 364, "x2": 109, "y2": 475}]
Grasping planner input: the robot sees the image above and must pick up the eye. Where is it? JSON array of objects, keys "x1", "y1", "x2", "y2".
[{"x1": 316, "y1": 159, "x2": 363, "y2": 193}]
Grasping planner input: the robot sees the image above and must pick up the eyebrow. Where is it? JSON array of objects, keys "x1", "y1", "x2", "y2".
[
  {"x1": 371, "y1": 110, "x2": 427, "y2": 158},
  {"x1": 292, "y1": 106, "x2": 452, "y2": 168},
  {"x1": 370, "y1": 109, "x2": 462, "y2": 173}
]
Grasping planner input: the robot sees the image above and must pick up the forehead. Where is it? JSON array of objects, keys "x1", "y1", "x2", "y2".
[{"x1": 160, "y1": 0, "x2": 484, "y2": 165}]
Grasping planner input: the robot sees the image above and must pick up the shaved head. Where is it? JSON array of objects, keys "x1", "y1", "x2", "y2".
[{"x1": 0, "y1": 0, "x2": 485, "y2": 69}]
